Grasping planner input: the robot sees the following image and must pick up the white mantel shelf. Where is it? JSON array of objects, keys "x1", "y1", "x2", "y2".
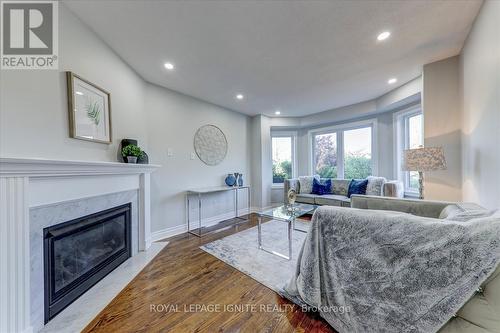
[
  {"x1": 0, "y1": 157, "x2": 161, "y2": 177},
  {"x1": 0, "y1": 157, "x2": 160, "y2": 333}
]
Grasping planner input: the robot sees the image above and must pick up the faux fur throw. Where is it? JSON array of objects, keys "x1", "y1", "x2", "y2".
[{"x1": 281, "y1": 206, "x2": 500, "y2": 333}]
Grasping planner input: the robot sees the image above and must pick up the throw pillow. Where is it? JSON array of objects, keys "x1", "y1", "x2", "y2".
[
  {"x1": 366, "y1": 176, "x2": 387, "y2": 196},
  {"x1": 298, "y1": 175, "x2": 320, "y2": 194},
  {"x1": 312, "y1": 178, "x2": 332, "y2": 195},
  {"x1": 347, "y1": 179, "x2": 368, "y2": 198},
  {"x1": 332, "y1": 179, "x2": 351, "y2": 196}
]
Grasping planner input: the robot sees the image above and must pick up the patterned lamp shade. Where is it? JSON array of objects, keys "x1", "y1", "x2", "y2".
[{"x1": 402, "y1": 147, "x2": 447, "y2": 172}]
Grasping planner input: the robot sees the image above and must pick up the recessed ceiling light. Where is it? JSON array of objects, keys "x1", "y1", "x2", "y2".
[
  {"x1": 236, "y1": 94, "x2": 244, "y2": 100},
  {"x1": 75, "y1": 91, "x2": 84, "y2": 96},
  {"x1": 377, "y1": 31, "x2": 391, "y2": 41},
  {"x1": 388, "y1": 78, "x2": 397, "y2": 84},
  {"x1": 275, "y1": 110, "x2": 281, "y2": 115},
  {"x1": 164, "y1": 62, "x2": 174, "y2": 70}
]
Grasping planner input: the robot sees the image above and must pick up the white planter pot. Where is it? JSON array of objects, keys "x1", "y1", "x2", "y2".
[{"x1": 126, "y1": 156, "x2": 138, "y2": 164}]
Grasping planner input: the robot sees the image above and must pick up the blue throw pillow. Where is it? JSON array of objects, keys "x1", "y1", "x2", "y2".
[
  {"x1": 312, "y1": 178, "x2": 332, "y2": 195},
  {"x1": 347, "y1": 179, "x2": 368, "y2": 198}
]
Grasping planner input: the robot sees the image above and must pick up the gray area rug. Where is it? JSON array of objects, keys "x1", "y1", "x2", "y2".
[{"x1": 200, "y1": 219, "x2": 310, "y2": 291}]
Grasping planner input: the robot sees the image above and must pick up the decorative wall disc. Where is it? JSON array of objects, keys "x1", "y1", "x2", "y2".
[{"x1": 193, "y1": 125, "x2": 228, "y2": 166}]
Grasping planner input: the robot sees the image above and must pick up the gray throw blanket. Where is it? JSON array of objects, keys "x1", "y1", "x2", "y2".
[{"x1": 281, "y1": 206, "x2": 500, "y2": 333}]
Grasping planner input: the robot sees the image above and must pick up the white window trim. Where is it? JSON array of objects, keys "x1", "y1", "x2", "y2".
[
  {"x1": 307, "y1": 118, "x2": 378, "y2": 179},
  {"x1": 271, "y1": 131, "x2": 297, "y2": 188},
  {"x1": 393, "y1": 104, "x2": 423, "y2": 197}
]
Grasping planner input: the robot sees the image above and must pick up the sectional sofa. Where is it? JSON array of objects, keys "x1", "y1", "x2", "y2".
[
  {"x1": 350, "y1": 195, "x2": 500, "y2": 333},
  {"x1": 284, "y1": 176, "x2": 404, "y2": 207}
]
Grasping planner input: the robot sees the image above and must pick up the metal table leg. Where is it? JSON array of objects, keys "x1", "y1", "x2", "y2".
[
  {"x1": 198, "y1": 193, "x2": 202, "y2": 236},
  {"x1": 247, "y1": 186, "x2": 251, "y2": 216},
  {"x1": 258, "y1": 214, "x2": 262, "y2": 249},
  {"x1": 234, "y1": 187, "x2": 250, "y2": 221},
  {"x1": 257, "y1": 216, "x2": 292, "y2": 260},
  {"x1": 235, "y1": 187, "x2": 239, "y2": 218},
  {"x1": 187, "y1": 194, "x2": 190, "y2": 233}
]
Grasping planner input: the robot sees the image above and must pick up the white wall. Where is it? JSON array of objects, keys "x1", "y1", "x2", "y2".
[
  {"x1": 0, "y1": 4, "x2": 147, "y2": 161},
  {"x1": 460, "y1": 0, "x2": 500, "y2": 209},
  {"x1": 422, "y1": 56, "x2": 463, "y2": 202},
  {"x1": 145, "y1": 83, "x2": 251, "y2": 232},
  {"x1": 0, "y1": 4, "x2": 252, "y2": 235},
  {"x1": 251, "y1": 115, "x2": 272, "y2": 208}
]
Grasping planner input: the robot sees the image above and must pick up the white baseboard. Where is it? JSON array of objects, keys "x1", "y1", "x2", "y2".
[{"x1": 151, "y1": 207, "x2": 262, "y2": 241}]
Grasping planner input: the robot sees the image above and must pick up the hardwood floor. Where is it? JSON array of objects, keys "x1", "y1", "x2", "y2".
[{"x1": 83, "y1": 214, "x2": 335, "y2": 333}]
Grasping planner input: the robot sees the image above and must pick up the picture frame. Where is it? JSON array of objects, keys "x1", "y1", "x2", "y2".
[{"x1": 66, "y1": 72, "x2": 112, "y2": 144}]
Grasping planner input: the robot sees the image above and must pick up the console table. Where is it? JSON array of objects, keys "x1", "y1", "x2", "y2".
[{"x1": 186, "y1": 185, "x2": 251, "y2": 237}]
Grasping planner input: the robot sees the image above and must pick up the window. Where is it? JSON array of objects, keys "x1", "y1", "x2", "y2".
[
  {"x1": 313, "y1": 133, "x2": 338, "y2": 178},
  {"x1": 272, "y1": 134, "x2": 295, "y2": 184},
  {"x1": 311, "y1": 120, "x2": 376, "y2": 179},
  {"x1": 405, "y1": 113, "x2": 423, "y2": 191},
  {"x1": 344, "y1": 127, "x2": 372, "y2": 179},
  {"x1": 395, "y1": 107, "x2": 423, "y2": 195}
]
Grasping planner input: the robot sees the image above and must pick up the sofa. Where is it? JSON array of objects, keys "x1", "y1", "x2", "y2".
[
  {"x1": 284, "y1": 176, "x2": 404, "y2": 207},
  {"x1": 351, "y1": 195, "x2": 500, "y2": 333}
]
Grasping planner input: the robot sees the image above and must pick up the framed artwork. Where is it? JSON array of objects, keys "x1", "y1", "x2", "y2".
[{"x1": 67, "y1": 72, "x2": 112, "y2": 143}]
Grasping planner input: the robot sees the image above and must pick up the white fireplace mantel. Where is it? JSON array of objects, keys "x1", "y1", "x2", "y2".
[
  {"x1": 0, "y1": 157, "x2": 160, "y2": 177},
  {"x1": 0, "y1": 157, "x2": 160, "y2": 333}
]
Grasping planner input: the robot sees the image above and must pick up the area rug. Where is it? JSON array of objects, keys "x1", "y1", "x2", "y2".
[{"x1": 200, "y1": 219, "x2": 310, "y2": 291}]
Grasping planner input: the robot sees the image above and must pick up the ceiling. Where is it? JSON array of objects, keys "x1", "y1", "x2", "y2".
[{"x1": 64, "y1": 0, "x2": 482, "y2": 117}]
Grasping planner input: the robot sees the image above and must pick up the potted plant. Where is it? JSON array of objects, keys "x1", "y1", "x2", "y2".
[{"x1": 121, "y1": 144, "x2": 143, "y2": 164}]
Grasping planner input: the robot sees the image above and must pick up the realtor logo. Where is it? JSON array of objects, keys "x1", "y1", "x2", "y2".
[{"x1": 1, "y1": 0, "x2": 58, "y2": 69}]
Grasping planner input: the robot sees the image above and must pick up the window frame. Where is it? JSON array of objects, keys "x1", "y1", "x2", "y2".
[
  {"x1": 308, "y1": 119, "x2": 378, "y2": 179},
  {"x1": 271, "y1": 131, "x2": 297, "y2": 187},
  {"x1": 393, "y1": 105, "x2": 423, "y2": 197}
]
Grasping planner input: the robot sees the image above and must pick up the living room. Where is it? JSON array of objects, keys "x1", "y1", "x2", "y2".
[{"x1": 0, "y1": 1, "x2": 499, "y2": 333}]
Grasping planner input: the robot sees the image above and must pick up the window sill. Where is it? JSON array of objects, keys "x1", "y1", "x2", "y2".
[
  {"x1": 404, "y1": 192, "x2": 420, "y2": 199},
  {"x1": 272, "y1": 184, "x2": 284, "y2": 189}
]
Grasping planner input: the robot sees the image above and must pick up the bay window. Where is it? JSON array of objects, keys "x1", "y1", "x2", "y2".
[{"x1": 311, "y1": 120, "x2": 376, "y2": 179}]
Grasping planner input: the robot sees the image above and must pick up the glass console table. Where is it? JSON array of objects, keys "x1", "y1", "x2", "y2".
[
  {"x1": 186, "y1": 186, "x2": 251, "y2": 237},
  {"x1": 258, "y1": 203, "x2": 317, "y2": 260}
]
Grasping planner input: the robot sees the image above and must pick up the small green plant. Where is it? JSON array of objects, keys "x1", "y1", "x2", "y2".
[{"x1": 122, "y1": 144, "x2": 143, "y2": 158}]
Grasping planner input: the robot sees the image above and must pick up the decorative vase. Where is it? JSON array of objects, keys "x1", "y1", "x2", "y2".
[
  {"x1": 126, "y1": 156, "x2": 138, "y2": 164},
  {"x1": 233, "y1": 173, "x2": 240, "y2": 187},
  {"x1": 238, "y1": 174, "x2": 243, "y2": 186},
  {"x1": 225, "y1": 174, "x2": 236, "y2": 186},
  {"x1": 287, "y1": 189, "x2": 297, "y2": 205}
]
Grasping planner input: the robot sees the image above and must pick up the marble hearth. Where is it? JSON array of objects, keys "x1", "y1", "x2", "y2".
[{"x1": 0, "y1": 158, "x2": 160, "y2": 333}]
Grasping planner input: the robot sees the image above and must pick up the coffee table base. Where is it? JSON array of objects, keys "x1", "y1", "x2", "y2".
[{"x1": 257, "y1": 214, "x2": 307, "y2": 260}]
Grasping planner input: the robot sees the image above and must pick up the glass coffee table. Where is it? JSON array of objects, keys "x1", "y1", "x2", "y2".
[{"x1": 258, "y1": 203, "x2": 318, "y2": 260}]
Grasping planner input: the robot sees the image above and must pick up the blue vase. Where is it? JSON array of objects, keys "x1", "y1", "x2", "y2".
[
  {"x1": 238, "y1": 174, "x2": 243, "y2": 186},
  {"x1": 225, "y1": 174, "x2": 236, "y2": 186}
]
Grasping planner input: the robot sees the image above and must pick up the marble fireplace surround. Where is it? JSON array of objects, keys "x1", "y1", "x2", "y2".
[{"x1": 0, "y1": 157, "x2": 160, "y2": 333}]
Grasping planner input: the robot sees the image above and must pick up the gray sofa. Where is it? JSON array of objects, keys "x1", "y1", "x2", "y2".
[
  {"x1": 351, "y1": 195, "x2": 500, "y2": 333},
  {"x1": 284, "y1": 177, "x2": 404, "y2": 207}
]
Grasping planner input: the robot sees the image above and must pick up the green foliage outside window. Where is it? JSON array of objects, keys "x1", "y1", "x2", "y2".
[
  {"x1": 273, "y1": 160, "x2": 292, "y2": 183},
  {"x1": 315, "y1": 154, "x2": 372, "y2": 179},
  {"x1": 344, "y1": 153, "x2": 372, "y2": 179}
]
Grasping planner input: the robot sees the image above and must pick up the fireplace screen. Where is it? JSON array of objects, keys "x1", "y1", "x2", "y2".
[{"x1": 44, "y1": 203, "x2": 131, "y2": 323}]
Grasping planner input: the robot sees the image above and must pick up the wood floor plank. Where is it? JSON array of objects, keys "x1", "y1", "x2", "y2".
[{"x1": 83, "y1": 214, "x2": 335, "y2": 333}]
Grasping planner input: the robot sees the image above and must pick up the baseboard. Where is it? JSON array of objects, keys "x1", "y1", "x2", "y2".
[
  {"x1": 151, "y1": 207, "x2": 262, "y2": 241},
  {"x1": 151, "y1": 224, "x2": 187, "y2": 241}
]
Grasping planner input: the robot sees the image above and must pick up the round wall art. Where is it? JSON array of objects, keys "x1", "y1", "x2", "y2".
[{"x1": 193, "y1": 125, "x2": 228, "y2": 166}]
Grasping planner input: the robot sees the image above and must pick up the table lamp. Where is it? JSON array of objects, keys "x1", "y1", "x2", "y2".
[{"x1": 402, "y1": 146, "x2": 447, "y2": 199}]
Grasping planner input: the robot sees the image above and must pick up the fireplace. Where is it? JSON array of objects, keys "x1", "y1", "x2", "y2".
[{"x1": 43, "y1": 203, "x2": 132, "y2": 323}]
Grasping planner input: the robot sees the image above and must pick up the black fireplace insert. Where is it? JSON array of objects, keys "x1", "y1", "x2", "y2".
[{"x1": 44, "y1": 203, "x2": 131, "y2": 323}]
